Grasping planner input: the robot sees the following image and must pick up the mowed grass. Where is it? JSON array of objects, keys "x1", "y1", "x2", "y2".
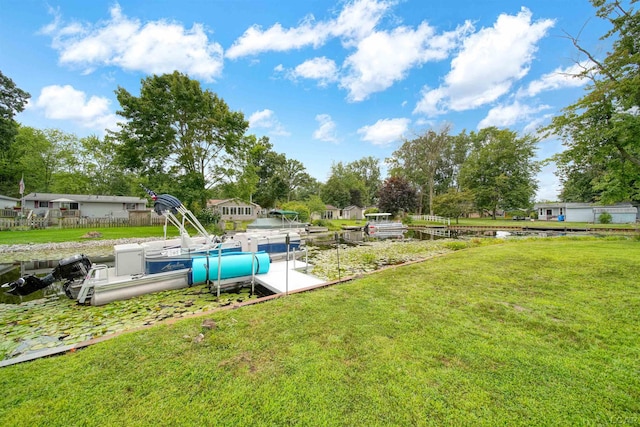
[
  {"x1": 0, "y1": 238, "x2": 638, "y2": 426},
  {"x1": 0, "y1": 226, "x2": 170, "y2": 244}
]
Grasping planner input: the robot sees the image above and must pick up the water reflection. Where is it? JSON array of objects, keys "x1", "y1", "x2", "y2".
[{"x1": 0, "y1": 256, "x2": 114, "y2": 305}]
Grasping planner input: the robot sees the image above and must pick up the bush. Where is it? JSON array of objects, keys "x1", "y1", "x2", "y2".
[
  {"x1": 195, "y1": 207, "x2": 220, "y2": 226},
  {"x1": 598, "y1": 212, "x2": 612, "y2": 224}
]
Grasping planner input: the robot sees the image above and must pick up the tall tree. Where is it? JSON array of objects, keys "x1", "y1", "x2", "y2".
[
  {"x1": 377, "y1": 175, "x2": 418, "y2": 216},
  {"x1": 459, "y1": 127, "x2": 539, "y2": 219},
  {"x1": 388, "y1": 125, "x2": 468, "y2": 215},
  {"x1": 15, "y1": 127, "x2": 77, "y2": 193},
  {"x1": 0, "y1": 71, "x2": 30, "y2": 196},
  {"x1": 0, "y1": 71, "x2": 30, "y2": 152},
  {"x1": 280, "y1": 159, "x2": 312, "y2": 202},
  {"x1": 321, "y1": 161, "x2": 366, "y2": 208},
  {"x1": 110, "y1": 71, "x2": 249, "y2": 207},
  {"x1": 546, "y1": 0, "x2": 640, "y2": 203},
  {"x1": 346, "y1": 156, "x2": 381, "y2": 206}
]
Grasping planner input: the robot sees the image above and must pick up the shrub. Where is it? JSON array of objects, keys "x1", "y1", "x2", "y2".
[{"x1": 598, "y1": 212, "x2": 612, "y2": 224}]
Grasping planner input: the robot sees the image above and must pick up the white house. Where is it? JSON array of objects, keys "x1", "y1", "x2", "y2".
[
  {"x1": 22, "y1": 192, "x2": 148, "y2": 219},
  {"x1": 207, "y1": 198, "x2": 260, "y2": 221},
  {"x1": 534, "y1": 202, "x2": 638, "y2": 224},
  {"x1": 0, "y1": 194, "x2": 19, "y2": 209}
]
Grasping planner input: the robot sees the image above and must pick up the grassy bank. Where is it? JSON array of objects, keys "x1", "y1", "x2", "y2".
[{"x1": 0, "y1": 237, "x2": 638, "y2": 425}]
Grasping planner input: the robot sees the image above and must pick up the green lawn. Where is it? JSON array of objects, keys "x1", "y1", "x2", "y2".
[
  {"x1": 0, "y1": 238, "x2": 638, "y2": 426},
  {"x1": 0, "y1": 226, "x2": 172, "y2": 245}
]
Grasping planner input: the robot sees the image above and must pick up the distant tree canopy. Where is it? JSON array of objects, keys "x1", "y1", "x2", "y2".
[
  {"x1": 547, "y1": 0, "x2": 640, "y2": 203},
  {"x1": 388, "y1": 124, "x2": 470, "y2": 215},
  {"x1": 320, "y1": 158, "x2": 381, "y2": 209},
  {"x1": 110, "y1": 71, "x2": 250, "y2": 208}
]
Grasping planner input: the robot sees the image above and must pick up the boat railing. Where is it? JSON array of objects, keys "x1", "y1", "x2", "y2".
[{"x1": 77, "y1": 265, "x2": 109, "y2": 304}]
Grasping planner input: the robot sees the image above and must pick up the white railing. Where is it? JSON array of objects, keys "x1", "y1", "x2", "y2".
[{"x1": 411, "y1": 215, "x2": 450, "y2": 225}]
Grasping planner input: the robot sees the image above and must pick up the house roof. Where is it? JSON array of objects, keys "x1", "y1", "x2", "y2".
[
  {"x1": 342, "y1": 205, "x2": 361, "y2": 211},
  {"x1": 207, "y1": 198, "x2": 260, "y2": 208},
  {"x1": 534, "y1": 202, "x2": 636, "y2": 211},
  {"x1": 0, "y1": 194, "x2": 19, "y2": 202},
  {"x1": 325, "y1": 204, "x2": 339, "y2": 210},
  {"x1": 23, "y1": 192, "x2": 147, "y2": 204}
]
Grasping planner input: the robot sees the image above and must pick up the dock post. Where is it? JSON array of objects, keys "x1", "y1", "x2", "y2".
[
  {"x1": 285, "y1": 233, "x2": 290, "y2": 295},
  {"x1": 250, "y1": 238, "x2": 255, "y2": 296},
  {"x1": 216, "y1": 243, "x2": 222, "y2": 301},
  {"x1": 335, "y1": 232, "x2": 341, "y2": 281}
]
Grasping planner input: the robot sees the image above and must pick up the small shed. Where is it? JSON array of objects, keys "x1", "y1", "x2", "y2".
[{"x1": 342, "y1": 205, "x2": 364, "y2": 220}]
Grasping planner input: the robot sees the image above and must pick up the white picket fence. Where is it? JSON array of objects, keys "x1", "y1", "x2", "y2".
[{"x1": 410, "y1": 214, "x2": 450, "y2": 225}]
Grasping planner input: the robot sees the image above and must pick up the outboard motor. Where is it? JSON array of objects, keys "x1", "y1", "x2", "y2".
[{"x1": 2, "y1": 254, "x2": 92, "y2": 297}]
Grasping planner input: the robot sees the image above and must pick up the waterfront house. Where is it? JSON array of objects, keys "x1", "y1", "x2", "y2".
[{"x1": 533, "y1": 202, "x2": 638, "y2": 224}]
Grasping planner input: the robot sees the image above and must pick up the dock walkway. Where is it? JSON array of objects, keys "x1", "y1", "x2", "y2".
[{"x1": 254, "y1": 259, "x2": 325, "y2": 294}]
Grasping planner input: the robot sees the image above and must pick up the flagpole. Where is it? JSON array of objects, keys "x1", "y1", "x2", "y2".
[{"x1": 19, "y1": 173, "x2": 24, "y2": 217}]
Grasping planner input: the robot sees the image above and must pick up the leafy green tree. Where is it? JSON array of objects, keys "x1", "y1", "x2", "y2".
[
  {"x1": 14, "y1": 127, "x2": 77, "y2": 193},
  {"x1": 388, "y1": 125, "x2": 470, "y2": 215},
  {"x1": 432, "y1": 189, "x2": 474, "y2": 224},
  {"x1": 110, "y1": 71, "x2": 249, "y2": 207},
  {"x1": 281, "y1": 201, "x2": 311, "y2": 222},
  {"x1": 546, "y1": 0, "x2": 640, "y2": 203},
  {"x1": 346, "y1": 156, "x2": 381, "y2": 206},
  {"x1": 304, "y1": 194, "x2": 327, "y2": 218},
  {"x1": 377, "y1": 175, "x2": 418, "y2": 216},
  {"x1": 280, "y1": 159, "x2": 312, "y2": 202},
  {"x1": 459, "y1": 127, "x2": 539, "y2": 219},
  {"x1": 321, "y1": 161, "x2": 367, "y2": 208},
  {"x1": 0, "y1": 71, "x2": 30, "y2": 196},
  {"x1": 77, "y1": 135, "x2": 135, "y2": 195},
  {"x1": 556, "y1": 162, "x2": 604, "y2": 202},
  {"x1": 0, "y1": 71, "x2": 30, "y2": 152}
]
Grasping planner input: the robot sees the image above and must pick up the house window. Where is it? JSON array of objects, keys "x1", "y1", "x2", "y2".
[
  {"x1": 244, "y1": 207, "x2": 252, "y2": 215},
  {"x1": 221, "y1": 207, "x2": 228, "y2": 215},
  {"x1": 38, "y1": 201, "x2": 49, "y2": 208},
  {"x1": 125, "y1": 203, "x2": 137, "y2": 210},
  {"x1": 560, "y1": 208, "x2": 563, "y2": 215},
  {"x1": 230, "y1": 207, "x2": 237, "y2": 216}
]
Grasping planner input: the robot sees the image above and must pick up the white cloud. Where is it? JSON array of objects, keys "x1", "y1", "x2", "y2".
[
  {"x1": 248, "y1": 109, "x2": 290, "y2": 136},
  {"x1": 313, "y1": 114, "x2": 338, "y2": 142},
  {"x1": 414, "y1": 7, "x2": 554, "y2": 116},
  {"x1": 341, "y1": 21, "x2": 472, "y2": 101},
  {"x1": 478, "y1": 101, "x2": 550, "y2": 129},
  {"x1": 520, "y1": 61, "x2": 591, "y2": 97},
  {"x1": 33, "y1": 84, "x2": 118, "y2": 131},
  {"x1": 357, "y1": 118, "x2": 410, "y2": 146},
  {"x1": 41, "y1": 4, "x2": 224, "y2": 81},
  {"x1": 226, "y1": 0, "x2": 391, "y2": 59},
  {"x1": 290, "y1": 57, "x2": 338, "y2": 86}
]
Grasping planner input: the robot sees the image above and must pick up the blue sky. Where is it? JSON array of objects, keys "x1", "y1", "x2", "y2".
[{"x1": 1, "y1": 0, "x2": 611, "y2": 201}]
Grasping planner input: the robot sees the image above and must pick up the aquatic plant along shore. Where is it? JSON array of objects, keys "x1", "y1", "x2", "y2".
[
  {"x1": 0, "y1": 239, "x2": 483, "y2": 360},
  {"x1": 0, "y1": 237, "x2": 162, "y2": 263}
]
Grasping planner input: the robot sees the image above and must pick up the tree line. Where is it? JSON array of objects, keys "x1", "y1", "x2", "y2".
[{"x1": 1, "y1": 0, "x2": 637, "y2": 221}]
